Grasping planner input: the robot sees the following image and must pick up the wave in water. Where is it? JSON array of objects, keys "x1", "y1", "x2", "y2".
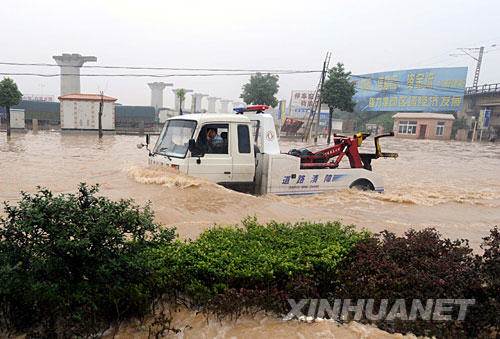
[
  {"x1": 123, "y1": 165, "x2": 223, "y2": 190},
  {"x1": 269, "y1": 186, "x2": 500, "y2": 207},
  {"x1": 374, "y1": 186, "x2": 500, "y2": 206},
  {"x1": 124, "y1": 165, "x2": 500, "y2": 208}
]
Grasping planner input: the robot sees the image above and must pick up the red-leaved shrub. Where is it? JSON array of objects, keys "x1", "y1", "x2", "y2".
[{"x1": 335, "y1": 228, "x2": 484, "y2": 337}]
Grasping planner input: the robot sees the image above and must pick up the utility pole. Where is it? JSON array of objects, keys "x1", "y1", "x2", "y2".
[
  {"x1": 450, "y1": 44, "x2": 496, "y2": 87},
  {"x1": 98, "y1": 91, "x2": 103, "y2": 139},
  {"x1": 327, "y1": 106, "x2": 333, "y2": 145},
  {"x1": 472, "y1": 46, "x2": 484, "y2": 88},
  {"x1": 315, "y1": 53, "x2": 331, "y2": 144},
  {"x1": 302, "y1": 52, "x2": 331, "y2": 142},
  {"x1": 471, "y1": 117, "x2": 477, "y2": 142},
  {"x1": 6, "y1": 106, "x2": 11, "y2": 138}
]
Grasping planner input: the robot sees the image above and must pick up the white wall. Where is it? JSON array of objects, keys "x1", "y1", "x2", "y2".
[{"x1": 61, "y1": 99, "x2": 115, "y2": 130}]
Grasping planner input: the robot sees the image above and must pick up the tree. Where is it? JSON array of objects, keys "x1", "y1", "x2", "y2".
[
  {"x1": 176, "y1": 88, "x2": 186, "y2": 115},
  {"x1": 452, "y1": 116, "x2": 468, "y2": 139},
  {"x1": 240, "y1": 72, "x2": 279, "y2": 107},
  {"x1": 321, "y1": 63, "x2": 356, "y2": 143},
  {"x1": 0, "y1": 78, "x2": 23, "y2": 137}
]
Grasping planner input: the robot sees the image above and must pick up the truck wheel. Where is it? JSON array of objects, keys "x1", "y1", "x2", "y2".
[{"x1": 349, "y1": 179, "x2": 374, "y2": 191}]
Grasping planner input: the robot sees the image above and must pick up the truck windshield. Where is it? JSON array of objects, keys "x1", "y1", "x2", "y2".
[{"x1": 153, "y1": 119, "x2": 197, "y2": 158}]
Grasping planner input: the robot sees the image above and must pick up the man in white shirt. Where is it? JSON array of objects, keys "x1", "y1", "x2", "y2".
[{"x1": 207, "y1": 128, "x2": 222, "y2": 141}]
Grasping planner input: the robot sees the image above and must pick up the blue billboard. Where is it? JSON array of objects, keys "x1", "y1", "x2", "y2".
[{"x1": 350, "y1": 67, "x2": 468, "y2": 112}]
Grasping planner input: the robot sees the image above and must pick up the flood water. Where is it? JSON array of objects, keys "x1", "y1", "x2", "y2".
[{"x1": 1, "y1": 131, "x2": 499, "y2": 338}]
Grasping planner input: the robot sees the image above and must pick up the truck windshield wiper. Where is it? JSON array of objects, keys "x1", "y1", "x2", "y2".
[{"x1": 158, "y1": 147, "x2": 172, "y2": 160}]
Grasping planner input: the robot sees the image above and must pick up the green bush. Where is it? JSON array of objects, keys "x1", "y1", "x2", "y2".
[
  {"x1": 0, "y1": 184, "x2": 175, "y2": 337},
  {"x1": 1, "y1": 184, "x2": 497, "y2": 337},
  {"x1": 153, "y1": 218, "x2": 370, "y2": 314},
  {"x1": 452, "y1": 116, "x2": 468, "y2": 139}
]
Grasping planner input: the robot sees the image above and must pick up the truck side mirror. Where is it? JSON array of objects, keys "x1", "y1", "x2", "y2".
[
  {"x1": 188, "y1": 138, "x2": 205, "y2": 158},
  {"x1": 138, "y1": 134, "x2": 152, "y2": 156}
]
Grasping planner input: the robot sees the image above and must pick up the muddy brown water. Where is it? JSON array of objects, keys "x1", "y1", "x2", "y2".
[{"x1": 1, "y1": 131, "x2": 499, "y2": 338}]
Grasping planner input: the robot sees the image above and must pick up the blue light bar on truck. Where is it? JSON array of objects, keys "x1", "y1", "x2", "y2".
[{"x1": 233, "y1": 105, "x2": 270, "y2": 114}]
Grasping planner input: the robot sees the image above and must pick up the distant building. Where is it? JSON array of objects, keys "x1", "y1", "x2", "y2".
[
  {"x1": 458, "y1": 84, "x2": 500, "y2": 138},
  {"x1": 365, "y1": 123, "x2": 384, "y2": 134},
  {"x1": 392, "y1": 113, "x2": 455, "y2": 140},
  {"x1": 59, "y1": 94, "x2": 117, "y2": 131},
  {"x1": 22, "y1": 94, "x2": 55, "y2": 102},
  {"x1": 14, "y1": 100, "x2": 60, "y2": 123},
  {"x1": 158, "y1": 108, "x2": 177, "y2": 123},
  {"x1": 115, "y1": 105, "x2": 156, "y2": 124}
]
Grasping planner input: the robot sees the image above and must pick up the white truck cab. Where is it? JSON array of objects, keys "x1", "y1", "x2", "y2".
[
  {"x1": 146, "y1": 113, "x2": 256, "y2": 190},
  {"x1": 139, "y1": 106, "x2": 390, "y2": 195}
]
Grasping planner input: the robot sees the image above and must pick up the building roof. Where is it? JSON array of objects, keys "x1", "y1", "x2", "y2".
[
  {"x1": 392, "y1": 112, "x2": 455, "y2": 120},
  {"x1": 58, "y1": 94, "x2": 117, "y2": 102}
]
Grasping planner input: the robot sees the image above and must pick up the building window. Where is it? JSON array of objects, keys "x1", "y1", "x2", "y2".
[
  {"x1": 436, "y1": 121, "x2": 445, "y2": 136},
  {"x1": 398, "y1": 120, "x2": 417, "y2": 135}
]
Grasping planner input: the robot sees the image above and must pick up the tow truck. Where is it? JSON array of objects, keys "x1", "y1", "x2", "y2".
[{"x1": 137, "y1": 105, "x2": 397, "y2": 195}]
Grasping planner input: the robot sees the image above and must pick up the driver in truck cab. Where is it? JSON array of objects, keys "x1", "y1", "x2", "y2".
[
  {"x1": 207, "y1": 128, "x2": 222, "y2": 152},
  {"x1": 207, "y1": 128, "x2": 222, "y2": 142},
  {"x1": 203, "y1": 127, "x2": 224, "y2": 154}
]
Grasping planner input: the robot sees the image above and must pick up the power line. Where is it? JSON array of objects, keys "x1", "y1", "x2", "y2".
[
  {"x1": 0, "y1": 60, "x2": 471, "y2": 95},
  {"x1": 404, "y1": 48, "x2": 457, "y2": 68},
  {"x1": 0, "y1": 61, "x2": 322, "y2": 73},
  {"x1": 0, "y1": 71, "x2": 468, "y2": 95},
  {"x1": 0, "y1": 70, "x2": 320, "y2": 78},
  {"x1": 450, "y1": 44, "x2": 497, "y2": 87}
]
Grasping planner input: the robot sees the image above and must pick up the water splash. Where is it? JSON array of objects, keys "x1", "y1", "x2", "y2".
[
  {"x1": 123, "y1": 165, "x2": 222, "y2": 190},
  {"x1": 270, "y1": 186, "x2": 500, "y2": 207}
]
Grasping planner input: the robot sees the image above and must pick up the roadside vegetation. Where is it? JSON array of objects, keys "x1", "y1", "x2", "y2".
[
  {"x1": 240, "y1": 72, "x2": 279, "y2": 107},
  {"x1": 452, "y1": 116, "x2": 469, "y2": 139},
  {"x1": 0, "y1": 77, "x2": 23, "y2": 138},
  {"x1": 0, "y1": 185, "x2": 498, "y2": 337}
]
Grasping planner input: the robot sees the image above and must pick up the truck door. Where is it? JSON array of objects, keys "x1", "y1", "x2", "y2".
[
  {"x1": 187, "y1": 123, "x2": 233, "y2": 183},
  {"x1": 232, "y1": 123, "x2": 255, "y2": 182}
]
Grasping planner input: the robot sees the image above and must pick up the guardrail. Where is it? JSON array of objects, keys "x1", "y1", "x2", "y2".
[{"x1": 465, "y1": 83, "x2": 500, "y2": 95}]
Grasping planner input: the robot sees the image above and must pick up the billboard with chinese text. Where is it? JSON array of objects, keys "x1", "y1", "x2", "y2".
[
  {"x1": 350, "y1": 67, "x2": 468, "y2": 112},
  {"x1": 289, "y1": 90, "x2": 315, "y2": 117}
]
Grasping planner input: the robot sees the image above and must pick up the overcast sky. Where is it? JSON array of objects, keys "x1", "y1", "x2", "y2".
[{"x1": 2, "y1": 0, "x2": 499, "y2": 109}]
